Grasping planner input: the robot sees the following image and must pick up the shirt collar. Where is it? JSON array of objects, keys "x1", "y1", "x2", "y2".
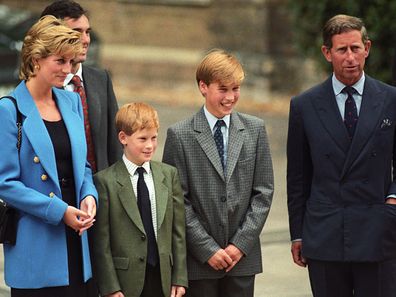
[
  {"x1": 332, "y1": 72, "x2": 365, "y2": 96},
  {"x1": 64, "y1": 63, "x2": 83, "y2": 87},
  {"x1": 122, "y1": 154, "x2": 151, "y2": 176},
  {"x1": 203, "y1": 105, "x2": 231, "y2": 132}
]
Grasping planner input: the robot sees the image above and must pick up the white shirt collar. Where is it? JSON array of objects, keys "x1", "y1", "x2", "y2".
[
  {"x1": 64, "y1": 63, "x2": 83, "y2": 87},
  {"x1": 122, "y1": 154, "x2": 151, "y2": 176},
  {"x1": 203, "y1": 105, "x2": 231, "y2": 132}
]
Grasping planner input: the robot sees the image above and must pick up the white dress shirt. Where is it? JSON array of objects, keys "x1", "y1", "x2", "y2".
[{"x1": 64, "y1": 63, "x2": 84, "y2": 91}]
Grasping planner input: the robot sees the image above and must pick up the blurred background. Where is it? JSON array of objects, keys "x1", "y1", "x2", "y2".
[
  {"x1": 0, "y1": 1, "x2": 395, "y2": 296},
  {"x1": 0, "y1": 0, "x2": 326, "y2": 110}
]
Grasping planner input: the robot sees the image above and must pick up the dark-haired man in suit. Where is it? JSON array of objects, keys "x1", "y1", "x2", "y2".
[
  {"x1": 41, "y1": 0, "x2": 121, "y2": 172},
  {"x1": 287, "y1": 14, "x2": 396, "y2": 297}
]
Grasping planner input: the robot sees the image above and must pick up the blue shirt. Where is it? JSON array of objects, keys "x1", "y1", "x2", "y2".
[{"x1": 332, "y1": 73, "x2": 365, "y2": 119}]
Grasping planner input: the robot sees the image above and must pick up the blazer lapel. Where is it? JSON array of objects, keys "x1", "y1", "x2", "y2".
[
  {"x1": 13, "y1": 82, "x2": 59, "y2": 185},
  {"x1": 115, "y1": 161, "x2": 145, "y2": 234},
  {"x1": 194, "y1": 108, "x2": 225, "y2": 181},
  {"x1": 312, "y1": 77, "x2": 351, "y2": 154},
  {"x1": 151, "y1": 162, "x2": 169, "y2": 231},
  {"x1": 225, "y1": 112, "x2": 244, "y2": 183},
  {"x1": 341, "y1": 76, "x2": 385, "y2": 177},
  {"x1": 82, "y1": 66, "x2": 101, "y2": 143}
]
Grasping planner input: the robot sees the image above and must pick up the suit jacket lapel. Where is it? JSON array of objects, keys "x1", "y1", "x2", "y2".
[
  {"x1": 312, "y1": 77, "x2": 351, "y2": 154},
  {"x1": 225, "y1": 112, "x2": 244, "y2": 183},
  {"x1": 82, "y1": 66, "x2": 101, "y2": 144},
  {"x1": 151, "y1": 162, "x2": 169, "y2": 231},
  {"x1": 13, "y1": 82, "x2": 59, "y2": 185},
  {"x1": 341, "y1": 76, "x2": 385, "y2": 177},
  {"x1": 115, "y1": 161, "x2": 145, "y2": 234},
  {"x1": 194, "y1": 108, "x2": 225, "y2": 181}
]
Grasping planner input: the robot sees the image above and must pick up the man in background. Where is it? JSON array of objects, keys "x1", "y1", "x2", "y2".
[{"x1": 41, "y1": 0, "x2": 121, "y2": 172}]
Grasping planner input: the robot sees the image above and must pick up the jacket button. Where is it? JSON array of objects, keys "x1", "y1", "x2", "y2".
[
  {"x1": 41, "y1": 174, "x2": 48, "y2": 181},
  {"x1": 221, "y1": 196, "x2": 227, "y2": 202},
  {"x1": 139, "y1": 257, "x2": 145, "y2": 262},
  {"x1": 49, "y1": 192, "x2": 55, "y2": 198},
  {"x1": 33, "y1": 156, "x2": 40, "y2": 163},
  {"x1": 141, "y1": 235, "x2": 146, "y2": 241}
]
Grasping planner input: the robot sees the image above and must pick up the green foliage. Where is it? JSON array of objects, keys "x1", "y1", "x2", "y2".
[{"x1": 288, "y1": 0, "x2": 396, "y2": 84}]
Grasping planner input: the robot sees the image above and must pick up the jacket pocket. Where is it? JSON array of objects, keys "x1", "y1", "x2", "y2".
[{"x1": 112, "y1": 257, "x2": 129, "y2": 270}]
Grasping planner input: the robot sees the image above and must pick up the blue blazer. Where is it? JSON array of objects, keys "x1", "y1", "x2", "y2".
[{"x1": 0, "y1": 81, "x2": 98, "y2": 288}]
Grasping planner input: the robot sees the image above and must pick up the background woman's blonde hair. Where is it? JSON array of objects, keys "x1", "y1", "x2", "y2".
[
  {"x1": 116, "y1": 102, "x2": 160, "y2": 135},
  {"x1": 196, "y1": 48, "x2": 245, "y2": 86},
  {"x1": 19, "y1": 15, "x2": 82, "y2": 80}
]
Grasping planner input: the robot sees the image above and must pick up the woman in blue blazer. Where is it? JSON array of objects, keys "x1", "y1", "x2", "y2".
[{"x1": 0, "y1": 16, "x2": 98, "y2": 297}]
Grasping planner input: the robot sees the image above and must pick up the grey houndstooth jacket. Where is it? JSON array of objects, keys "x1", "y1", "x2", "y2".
[{"x1": 162, "y1": 107, "x2": 274, "y2": 280}]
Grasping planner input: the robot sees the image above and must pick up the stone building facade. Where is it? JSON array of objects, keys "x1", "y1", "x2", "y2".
[{"x1": 1, "y1": 0, "x2": 322, "y2": 104}]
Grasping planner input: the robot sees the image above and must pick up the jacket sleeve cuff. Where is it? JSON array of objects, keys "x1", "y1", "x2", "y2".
[{"x1": 45, "y1": 197, "x2": 68, "y2": 225}]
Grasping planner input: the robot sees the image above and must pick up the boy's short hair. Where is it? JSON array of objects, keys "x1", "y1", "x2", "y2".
[
  {"x1": 196, "y1": 49, "x2": 245, "y2": 86},
  {"x1": 19, "y1": 15, "x2": 82, "y2": 80},
  {"x1": 115, "y1": 102, "x2": 159, "y2": 135}
]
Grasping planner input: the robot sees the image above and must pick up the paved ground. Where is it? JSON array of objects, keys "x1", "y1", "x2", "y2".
[{"x1": 0, "y1": 100, "x2": 312, "y2": 296}]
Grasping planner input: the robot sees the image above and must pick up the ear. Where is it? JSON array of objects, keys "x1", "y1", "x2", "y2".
[
  {"x1": 32, "y1": 58, "x2": 40, "y2": 71},
  {"x1": 321, "y1": 45, "x2": 332, "y2": 63},
  {"x1": 198, "y1": 80, "x2": 208, "y2": 97},
  {"x1": 364, "y1": 40, "x2": 371, "y2": 58},
  {"x1": 118, "y1": 131, "x2": 127, "y2": 146}
]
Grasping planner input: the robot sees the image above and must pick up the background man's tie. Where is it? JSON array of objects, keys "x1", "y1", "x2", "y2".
[{"x1": 71, "y1": 75, "x2": 97, "y2": 172}]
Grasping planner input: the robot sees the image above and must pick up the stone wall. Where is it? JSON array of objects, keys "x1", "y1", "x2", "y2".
[{"x1": 1, "y1": 0, "x2": 323, "y2": 104}]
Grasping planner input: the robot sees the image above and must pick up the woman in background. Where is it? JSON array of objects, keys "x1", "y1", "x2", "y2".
[{"x1": 0, "y1": 15, "x2": 98, "y2": 297}]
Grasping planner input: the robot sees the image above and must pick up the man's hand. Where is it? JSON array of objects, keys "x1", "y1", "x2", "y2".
[
  {"x1": 171, "y1": 285, "x2": 186, "y2": 297},
  {"x1": 291, "y1": 241, "x2": 307, "y2": 267},
  {"x1": 224, "y1": 244, "x2": 243, "y2": 272},
  {"x1": 386, "y1": 197, "x2": 396, "y2": 205},
  {"x1": 207, "y1": 249, "x2": 233, "y2": 270}
]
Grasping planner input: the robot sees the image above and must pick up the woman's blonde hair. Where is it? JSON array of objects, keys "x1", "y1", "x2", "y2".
[
  {"x1": 19, "y1": 15, "x2": 82, "y2": 80},
  {"x1": 116, "y1": 102, "x2": 160, "y2": 135},
  {"x1": 196, "y1": 49, "x2": 245, "y2": 86}
]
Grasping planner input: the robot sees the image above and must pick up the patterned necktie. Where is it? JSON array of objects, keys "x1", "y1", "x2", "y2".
[
  {"x1": 136, "y1": 167, "x2": 158, "y2": 267},
  {"x1": 343, "y1": 86, "x2": 358, "y2": 139},
  {"x1": 71, "y1": 75, "x2": 97, "y2": 172},
  {"x1": 214, "y1": 120, "x2": 226, "y2": 169}
]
